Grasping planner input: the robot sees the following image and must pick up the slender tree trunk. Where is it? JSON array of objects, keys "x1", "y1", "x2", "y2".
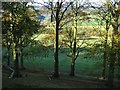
[
  {"x1": 13, "y1": 45, "x2": 21, "y2": 78},
  {"x1": 6, "y1": 38, "x2": 11, "y2": 66},
  {"x1": 70, "y1": 8, "x2": 77, "y2": 76},
  {"x1": 53, "y1": 23, "x2": 59, "y2": 77},
  {"x1": 102, "y1": 53, "x2": 107, "y2": 79},
  {"x1": 50, "y1": 2, "x2": 53, "y2": 22},
  {"x1": 70, "y1": 53, "x2": 75, "y2": 76},
  {"x1": 7, "y1": 46, "x2": 10, "y2": 66},
  {"x1": 107, "y1": 27, "x2": 118, "y2": 87},
  {"x1": 20, "y1": 47, "x2": 25, "y2": 70},
  {"x1": 70, "y1": 38, "x2": 76, "y2": 76},
  {"x1": 70, "y1": 63, "x2": 75, "y2": 76},
  {"x1": 118, "y1": 36, "x2": 120, "y2": 66},
  {"x1": 102, "y1": 22, "x2": 109, "y2": 79},
  {"x1": 107, "y1": 51, "x2": 115, "y2": 87},
  {"x1": 53, "y1": 2, "x2": 59, "y2": 77},
  {"x1": 118, "y1": 50, "x2": 120, "y2": 66}
]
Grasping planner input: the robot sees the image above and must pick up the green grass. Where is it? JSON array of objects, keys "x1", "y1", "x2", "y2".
[
  {"x1": 2, "y1": 34, "x2": 120, "y2": 78},
  {"x1": 27, "y1": 48, "x2": 101, "y2": 77},
  {"x1": 2, "y1": 45, "x2": 103, "y2": 77},
  {"x1": 2, "y1": 43, "x2": 120, "y2": 88}
]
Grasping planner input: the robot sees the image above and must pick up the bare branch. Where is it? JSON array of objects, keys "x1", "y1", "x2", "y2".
[
  {"x1": 59, "y1": 2, "x2": 73, "y2": 22},
  {"x1": 22, "y1": 33, "x2": 41, "y2": 47},
  {"x1": 50, "y1": 2, "x2": 56, "y2": 19},
  {"x1": 59, "y1": 18, "x2": 73, "y2": 28},
  {"x1": 74, "y1": 50, "x2": 79, "y2": 61},
  {"x1": 62, "y1": 39, "x2": 73, "y2": 49}
]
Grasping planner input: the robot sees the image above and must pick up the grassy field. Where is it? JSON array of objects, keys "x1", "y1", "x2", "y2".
[
  {"x1": 2, "y1": 42, "x2": 103, "y2": 76},
  {"x1": 2, "y1": 45, "x2": 120, "y2": 88},
  {"x1": 2, "y1": 42, "x2": 120, "y2": 76},
  {"x1": 2, "y1": 33, "x2": 120, "y2": 88}
]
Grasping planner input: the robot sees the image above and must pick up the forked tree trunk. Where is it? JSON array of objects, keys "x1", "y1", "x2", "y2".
[{"x1": 70, "y1": 6, "x2": 77, "y2": 76}]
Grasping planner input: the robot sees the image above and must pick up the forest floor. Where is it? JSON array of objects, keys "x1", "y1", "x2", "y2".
[{"x1": 2, "y1": 68, "x2": 112, "y2": 88}]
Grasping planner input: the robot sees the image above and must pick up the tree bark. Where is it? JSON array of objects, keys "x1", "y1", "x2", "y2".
[
  {"x1": 20, "y1": 47, "x2": 25, "y2": 70},
  {"x1": 118, "y1": 36, "x2": 120, "y2": 66},
  {"x1": 116, "y1": 29, "x2": 120, "y2": 82},
  {"x1": 13, "y1": 46, "x2": 21, "y2": 78},
  {"x1": 70, "y1": 40, "x2": 76, "y2": 76},
  {"x1": 70, "y1": 54, "x2": 75, "y2": 76},
  {"x1": 7, "y1": 47, "x2": 11, "y2": 66},
  {"x1": 53, "y1": 26, "x2": 59, "y2": 77},
  {"x1": 53, "y1": 21, "x2": 59, "y2": 77},
  {"x1": 102, "y1": 54, "x2": 106, "y2": 79},
  {"x1": 107, "y1": 51, "x2": 115, "y2": 87}
]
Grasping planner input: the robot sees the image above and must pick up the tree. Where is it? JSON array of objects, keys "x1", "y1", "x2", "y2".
[
  {"x1": 68, "y1": 0, "x2": 81, "y2": 76},
  {"x1": 17, "y1": 4, "x2": 40, "y2": 69},
  {"x1": 53, "y1": 1, "x2": 72, "y2": 77},
  {"x1": 2, "y1": 6, "x2": 13, "y2": 66},
  {"x1": 2, "y1": 2, "x2": 40, "y2": 77},
  {"x1": 2, "y1": 2, "x2": 21, "y2": 77},
  {"x1": 90, "y1": 0, "x2": 120, "y2": 86},
  {"x1": 105, "y1": 0, "x2": 120, "y2": 87},
  {"x1": 96, "y1": 4, "x2": 112, "y2": 80},
  {"x1": 63, "y1": 0, "x2": 88, "y2": 76},
  {"x1": 40, "y1": 1, "x2": 72, "y2": 77}
]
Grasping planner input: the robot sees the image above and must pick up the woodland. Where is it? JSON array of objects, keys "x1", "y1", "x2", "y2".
[{"x1": 2, "y1": 0, "x2": 120, "y2": 88}]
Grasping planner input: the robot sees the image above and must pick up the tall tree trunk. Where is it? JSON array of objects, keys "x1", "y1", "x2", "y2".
[
  {"x1": 53, "y1": 2, "x2": 59, "y2": 77},
  {"x1": 7, "y1": 46, "x2": 10, "y2": 66},
  {"x1": 70, "y1": 8, "x2": 77, "y2": 76},
  {"x1": 107, "y1": 26, "x2": 118, "y2": 87},
  {"x1": 70, "y1": 36, "x2": 76, "y2": 76},
  {"x1": 13, "y1": 46, "x2": 21, "y2": 78},
  {"x1": 102, "y1": 21, "x2": 109, "y2": 79},
  {"x1": 53, "y1": 23, "x2": 59, "y2": 77},
  {"x1": 20, "y1": 47, "x2": 25, "y2": 70}
]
